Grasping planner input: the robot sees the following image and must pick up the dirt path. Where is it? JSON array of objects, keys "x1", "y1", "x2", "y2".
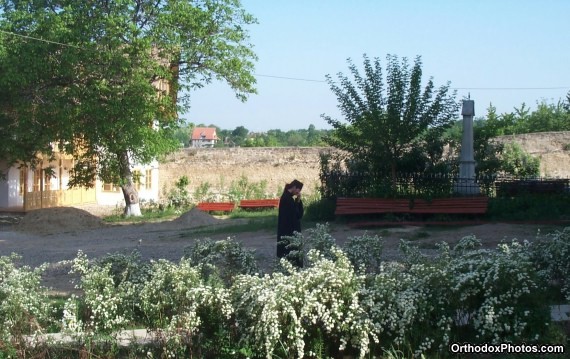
[{"x1": 0, "y1": 206, "x2": 566, "y2": 295}]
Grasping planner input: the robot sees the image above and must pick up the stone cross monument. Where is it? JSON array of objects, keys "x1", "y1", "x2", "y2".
[{"x1": 454, "y1": 99, "x2": 480, "y2": 195}]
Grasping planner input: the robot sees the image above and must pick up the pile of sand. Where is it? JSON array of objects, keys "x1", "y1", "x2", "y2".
[
  {"x1": 17, "y1": 207, "x2": 104, "y2": 235},
  {"x1": 171, "y1": 207, "x2": 223, "y2": 228}
]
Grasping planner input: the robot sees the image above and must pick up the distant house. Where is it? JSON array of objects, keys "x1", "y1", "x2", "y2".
[{"x1": 191, "y1": 127, "x2": 218, "y2": 148}]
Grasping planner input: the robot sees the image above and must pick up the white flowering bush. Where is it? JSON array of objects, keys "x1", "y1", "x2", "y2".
[
  {"x1": 361, "y1": 235, "x2": 551, "y2": 357},
  {"x1": 62, "y1": 251, "x2": 131, "y2": 336},
  {"x1": 138, "y1": 258, "x2": 234, "y2": 357},
  {"x1": 361, "y1": 259, "x2": 453, "y2": 356},
  {"x1": 2, "y1": 226, "x2": 568, "y2": 358},
  {"x1": 0, "y1": 254, "x2": 51, "y2": 346},
  {"x1": 232, "y1": 247, "x2": 376, "y2": 359},
  {"x1": 530, "y1": 227, "x2": 570, "y2": 301},
  {"x1": 343, "y1": 232, "x2": 384, "y2": 273},
  {"x1": 184, "y1": 237, "x2": 259, "y2": 284},
  {"x1": 279, "y1": 223, "x2": 337, "y2": 268},
  {"x1": 448, "y1": 237, "x2": 550, "y2": 344}
]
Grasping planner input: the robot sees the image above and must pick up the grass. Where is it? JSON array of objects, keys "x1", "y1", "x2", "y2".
[
  {"x1": 180, "y1": 210, "x2": 278, "y2": 238},
  {"x1": 102, "y1": 207, "x2": 182, "y2": 223}
]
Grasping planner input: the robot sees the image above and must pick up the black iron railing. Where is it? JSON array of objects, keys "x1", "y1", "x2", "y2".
[{"x1": 320, "y1": 171, "x2": 569, "y2": 199}]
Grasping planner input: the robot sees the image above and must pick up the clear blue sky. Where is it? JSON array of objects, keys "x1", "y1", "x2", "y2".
[{"x1": 184, "y1": 0, "x2": 570, "y2": 132}]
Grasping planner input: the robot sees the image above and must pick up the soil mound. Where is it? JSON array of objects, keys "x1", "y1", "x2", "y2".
[
  {"x1": 17, "y1": 207, "x2": 104, "y2": 235},
  {"x1": 171, "y1": 207, "x2": 223, "y2": 228}
]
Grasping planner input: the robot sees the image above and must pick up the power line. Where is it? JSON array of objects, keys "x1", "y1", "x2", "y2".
[
  {"x1": 0, "y1": 29, "x2": 83, "y2": 49},
  {"x1": 254, "y1": 73, "x2": 326, "y2": 83},
  {"x1": 1, "y1": 29, "x2": 570, "y2": 92},
  {"x1": 453, "y1": 87, "x2": 569, "y2": 91}
]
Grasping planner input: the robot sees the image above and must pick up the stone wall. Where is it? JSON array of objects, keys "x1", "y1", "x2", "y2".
[
  {"x1": 159, "y1": 131, "x2": 570, "y2": 200},
  {"x1": 159, "y1": 147, "x2": 331, "y2": 199},
  {"x1": 493, "y1": 131, "x2": 570, "y2": 178}
]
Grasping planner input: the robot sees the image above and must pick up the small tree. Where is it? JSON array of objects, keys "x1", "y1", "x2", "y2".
[{"x1": 322, "y1": 54, "x2": 459, "y2": 190}]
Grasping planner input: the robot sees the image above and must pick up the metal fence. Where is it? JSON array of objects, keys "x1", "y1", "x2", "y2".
[{"x1": 320, "y1": 171, "x2": 570, "y2": 199}]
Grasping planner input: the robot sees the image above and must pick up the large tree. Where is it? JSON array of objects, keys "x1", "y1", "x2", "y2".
[
  {"x1": 0, "y1": 0, "x2": 256, "y2": 216},
  {"x1": 322, "y1": 54, "x2": 459, "y2": 185}
]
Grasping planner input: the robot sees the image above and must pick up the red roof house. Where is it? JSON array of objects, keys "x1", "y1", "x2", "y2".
[{"x1": 191, "y1": 127, "x2": 219, "y2": 148}]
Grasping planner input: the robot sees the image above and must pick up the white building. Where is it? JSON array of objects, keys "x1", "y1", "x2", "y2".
[{"x1": 0, "y1": 152, "x2": 159, "y2": 211}]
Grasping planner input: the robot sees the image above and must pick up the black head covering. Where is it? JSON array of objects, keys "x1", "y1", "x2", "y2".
[{"x1": 290, "y1": 179, "x2": 303, "y2": 190}]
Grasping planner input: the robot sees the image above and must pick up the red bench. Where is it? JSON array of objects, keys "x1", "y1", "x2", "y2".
[
  {"x1": 335, "y1": 197, "x2": 489, "y2": 215},
  {"x1": 196, "y1": 202, "x2": 235, "y2": 213},
  {"x1": 239, "y1": 199, "x2": 280, "y2": 210}
]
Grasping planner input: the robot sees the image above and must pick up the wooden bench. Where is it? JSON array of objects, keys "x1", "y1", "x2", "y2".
[
  {"x1": 196, "y1": 202, "x2": 235, "y2": 213},
  {"x1": 239, "y1": 199, "x2": 280, "y2": 210},
  {"x1": 335, "y1": 197, "x2": 489, "y2": 216}
]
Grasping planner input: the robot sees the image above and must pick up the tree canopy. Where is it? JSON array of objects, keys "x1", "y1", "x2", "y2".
[
  {"x1": 322, "y1": 54, "x2": 459, "y2": 182},
  {"x1": 0, "y1": 0, "x2": 257, "y2": 215}
]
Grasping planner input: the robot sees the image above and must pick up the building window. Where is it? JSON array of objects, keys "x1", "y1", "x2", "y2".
[
  {"x1": 133, "y1": 170, "x2": 142, "y2": 191},
  {"x1": 33, "y1": 169, "x2": 42, "y2": 192},
  {"x1": 19, "y1": 168, "x2": 26, "y2": 195},
  {"x1": 145, "y1": 169, "x2": 152, "y2": 190},
  {"x1": 44, "y1": 172, "x2": 51, "y2": 191},
  {"x1": 102, "y1": 183, "x2": 120, "y2": 192}
]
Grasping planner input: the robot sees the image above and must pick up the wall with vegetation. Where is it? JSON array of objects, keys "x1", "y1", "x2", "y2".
[
  {"x1": 493, "y1": 131, "x2": 570, "y2": 178},
  {"x1": 160, "y1": 147, "x2": 331, "y2": 199},
  {"x1": 159, "y1": 132, "x2": 570, "y2": 200}
]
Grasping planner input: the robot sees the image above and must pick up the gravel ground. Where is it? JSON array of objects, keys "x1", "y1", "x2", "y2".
[{"x1": 0, "y1": 206, "x2": 565, "y2": 295}]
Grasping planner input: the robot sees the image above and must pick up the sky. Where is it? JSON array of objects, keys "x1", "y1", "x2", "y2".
[{"x1": 183, "y1": 0, "x2": 570, "y2": 132}]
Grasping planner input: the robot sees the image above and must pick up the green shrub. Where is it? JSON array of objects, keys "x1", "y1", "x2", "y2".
[
  {"x1": 166, "y1": 175, "x2": 191, "y2": 208},
  {"x1": 343, "y1": 232, "x2": 384, "y2": 273},
  {"x1": 500, "y1": 142, "x2": 540, "y2": 177},
  {"x1": 193, "y1": 181, "x2": 214, "y2": 203},
  {"x1": 227, "y1": 175, "x2": 269, "y2": 202},
  {"x1": 531, "y1": 227, "x2": 570, "y2": 301},
  {"x1": 184, "y1": 237, "x2": 259, "y2": 284},
  {"x1": 62, "y1": 251, "x2": 132, "y2": 336},
  {"x1": 488, "y1": 195, "x2": 570, "y2": 221},
  {"x1": 303, "y1": 197, "x2": 336, "y2": 222},
  {"x1": 279, "y1": 223, "x2": 337, "y2": 268}
]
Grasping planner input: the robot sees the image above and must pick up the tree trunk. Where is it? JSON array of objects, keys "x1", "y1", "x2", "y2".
[{"x1": 118, "y1": 151, "x2": 142, "y2": 217}]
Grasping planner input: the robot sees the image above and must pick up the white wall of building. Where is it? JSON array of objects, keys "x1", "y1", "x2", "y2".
[
  {"x1": 0, "y1": 164, "x2": 23, "y2": 208},
  {"x1": 95, "y1": 161, "x2": 160, "y2": 206}
]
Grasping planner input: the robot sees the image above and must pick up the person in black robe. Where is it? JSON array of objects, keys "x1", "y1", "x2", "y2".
[{"x1": 277, "y1": 179, "x2": 304, "y2": 266}]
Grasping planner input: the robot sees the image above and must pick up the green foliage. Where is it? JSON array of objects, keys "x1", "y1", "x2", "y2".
[
  {"x1": 166, "y1": 175, "x2": 191, "y2": 209},
  {"x1": 227, "y1": 175, "x2": 268, "y2": 202},
  {"x1": 213, "y1": 124, "x2": 332, "y2": 148},
  {"x1": 500, "y1": 142, "x2": 540, "y2": 177},
  {"x1": 487, "y1": 195, "x2": 570, "y2": 221},
  {"x1": 279, "y1": 223, "x2": 337, "y2": 267},
  {"x1": 0, "y1": 0, "x2": 257, "y2": 214},
  {"x1": 137, "y1": 258, "x2": 234, "y2": 357},
  {"x1": 530, "y1": 227, "x2": 570, "y2": 301},
  {"x1": 304, "y1": 197, "x2": 336, "y2": 222},
  {"x1": 183, "y1": 237, "x2": 259, "y2": 284},
  {"x1": 193, "y1": 181, "x2": 213, "y2": 203},
  {"x1": 322, "y1": 54, "x2": 459, "y2": 187}
]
